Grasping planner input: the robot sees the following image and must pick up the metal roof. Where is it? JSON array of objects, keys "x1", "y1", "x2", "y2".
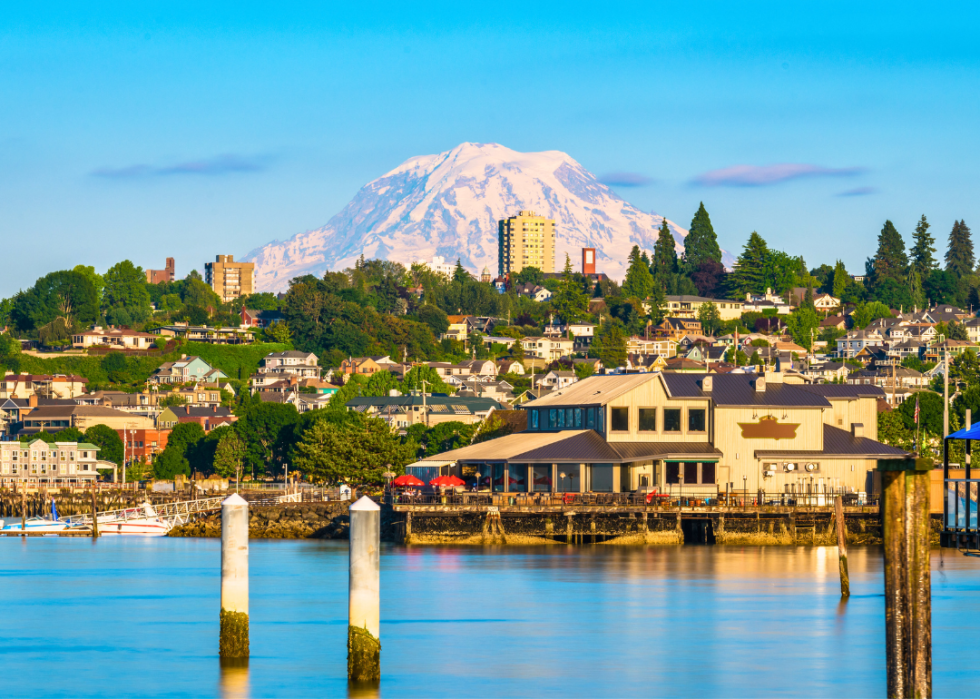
[
  {"x1": 661, "y1": 373, "x2": 832, "y2": 407},
  {"x1": 523, "y1": 374, "x2": 659, "y2": 408},
  {"x1": 420, "y1": 430, "x2": 585, "y2": 462},
  {"x1": 755, "y1": 424, "x2": 909, "y2": 459},
  {"x1": 794, "y1": 384, "x2": 887, "y2": 399},
  {"x1": 610, "y1": 441, "x2": 722, "y2": 461}
]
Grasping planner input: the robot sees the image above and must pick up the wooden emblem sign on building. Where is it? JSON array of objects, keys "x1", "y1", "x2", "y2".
[{"x1": 737, "y1": 416, "x2": 799, "y2": 440}]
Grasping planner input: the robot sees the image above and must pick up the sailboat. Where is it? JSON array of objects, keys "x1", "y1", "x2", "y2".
[{"x1": 1, "y1": 498, "x2": 68, "y2": 533}]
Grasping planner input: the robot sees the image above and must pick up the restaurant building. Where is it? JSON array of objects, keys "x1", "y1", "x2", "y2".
[{"x1": 412, "y1": 371, "x2": 907, "y2": 498}]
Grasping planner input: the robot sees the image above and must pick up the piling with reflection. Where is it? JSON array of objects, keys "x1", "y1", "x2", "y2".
[
  {"x1": 348, "y1": 496, "x2": 381, "y2": 683},
  {"x1": 878, "y1": 458, "x2": 931, "y2": 699},
  {"x1": 220, "y1": 493, "x2": 249, "y2": 661},
  {"x1": 834, "y1": 496, "x2": 849, "y2": 597}
]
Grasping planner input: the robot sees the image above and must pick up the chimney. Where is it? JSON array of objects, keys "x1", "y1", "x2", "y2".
[
  {"x1": 755, "y1": 376, "x2": 766, "y2": 393},
  {"x1": 702, "y1": 376, "x2": 713, "y2": 392},
  {"x1": 29, "y1": 393, "x2": 38, "y2": 407},
  {"x1": 851, "y1": 423, "x2": 864, "y2": 438},
  {"x1": 212, "y1": 405, "x2": 217, "y2": 413}
]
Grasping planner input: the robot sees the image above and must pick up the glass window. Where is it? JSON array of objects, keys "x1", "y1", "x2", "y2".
[
  {"x1": 574, "y1": 408, "x2": 583, "y2": 428},
  {"x1": 701, "y1": 463, "x2": 716, "y2": 484},
  {"x1": 531, "y1": 465, "x2": 551, "y2": 492},
  {"x1": 683, "y1": 462, "x2": 698, "y2": 484},
  {"x1": 530, "y1": 410, "x2": 539, "y2": 430},
  {"x1": 611, "y1": 407, "x2": 629, "y2": 431},
  {"x1": 586, "y1": 408, "x2": 595, "y2": 429},
  {"x1": 590, "y1": 463, "x2": 614, "y2": 492},
  {"x1": 665, "y1": 462, "x2": 680, "y2": 484},
  {"x1": 492, "y1": 463, "x2": 505, "y2": 492},
  {"x1": 549, "y1": 409, "x2": 557, "y2": 430},
  {"x1": 557, "y1": 468, "x2": 579, "y2": 492},
  {"x1": 509, "y1": 464, "x2": 528, "y2": 492},
  {"x1": 663, "y1": 409, "x2": 682, "y2": 432},
  {"x1": 688, "y1": 409, "x2": 706, "y2": 432},
  {"x1": 639, "y1": 409, "x2": 657, "y2": 431},
  {"x1": 598, "y1": 407, "x2": 604, "y2": 432},
  {"x1": 556, "y1": 409, "x2": 565, "y2": 429}
]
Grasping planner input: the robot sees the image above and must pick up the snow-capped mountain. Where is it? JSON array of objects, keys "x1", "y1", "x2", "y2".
[{"x1": 245, "y1": 142, "x2": 704, "y2": 292}]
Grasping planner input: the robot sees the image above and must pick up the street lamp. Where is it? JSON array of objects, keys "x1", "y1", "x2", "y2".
[
  {"x1": 560, "y1": 472, "x2": 567, "y2": 493},
  {"x1": 742, "y1": 474, "x2": 747, "y2": 510},
  {"x1": 475, "y1": 472, "x2": 482, "y2": 492}
]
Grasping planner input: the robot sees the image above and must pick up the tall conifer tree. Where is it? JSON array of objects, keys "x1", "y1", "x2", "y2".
[
  {"x1": 946, "y1": 219, "x2": 974, "y2": 278},
  {"x1": 728, "y1": 232, "x2": 770, "y2": 297},
  {"x1": 872, "y1": 220, "x2": 908, "y2": 284},
  {"x1": 683, "y1": 203, "x2": 722, "y2": 271},
  {"x1": 909, "y1": 214, "x2": 937, "y2": 276},
  {"x1": 622, "y1": 245, "x2": 654, "y2": 300},
  {"x1": 832, "y1": 260, "x2": 848, "y2": 299},
  {"x1": 652, "y1": 219, "x2": 678, "y2": 286}
]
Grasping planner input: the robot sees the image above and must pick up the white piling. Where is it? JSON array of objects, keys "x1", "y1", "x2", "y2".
[
  {"x1": 220, "y1": 493, "x2": 249, "y2": 661},
  {"x1": 348, "y1": 495, "x2": 381, "y2": 682}
]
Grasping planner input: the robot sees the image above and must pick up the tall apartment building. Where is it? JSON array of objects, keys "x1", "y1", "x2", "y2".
[
  {"x1": 498, "y1": 210, "x2": 556, "y2": 276},
  {"x1": 204, "y1": 255, "x2": 255, "y2": 303},
  {"x1": 146, "y1": 257, "x2": 175, "y2": 284}
]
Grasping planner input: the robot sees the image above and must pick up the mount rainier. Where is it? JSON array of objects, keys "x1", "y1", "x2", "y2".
[{"x1": 245, "y1": 142, "x2": 699, "y2": 293}]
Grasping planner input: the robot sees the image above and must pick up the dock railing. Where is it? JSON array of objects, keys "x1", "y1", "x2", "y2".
[{"x1": 943, "y1": 478, "x2": 980, "y2": 552}]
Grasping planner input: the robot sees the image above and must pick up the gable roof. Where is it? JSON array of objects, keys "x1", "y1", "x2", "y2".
[
  {"x1": 660, "y1": 373, "x2": 832, "y2": 407},
  {"x1": 523, "y1": 374, "x2": 659, "y2": 408}
]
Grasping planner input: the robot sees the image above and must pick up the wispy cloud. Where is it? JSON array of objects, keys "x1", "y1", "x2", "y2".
[
  {"x1": 693, "y1": 163, "x2": 865, "y2": 187},
  {"x1": 92, "y1": 153, "x2": 273, "y2": 179},
  {"x1": 598, "y1": 172, "x2": 653, "y2": 187},
  {"x1": 837, "y1": 186, "x2": 878, "y2": 197}
]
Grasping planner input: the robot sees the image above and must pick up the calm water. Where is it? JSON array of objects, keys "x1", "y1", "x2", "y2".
[{"x1": 1, "y1": 538, "x2": 979, "y2": 698}]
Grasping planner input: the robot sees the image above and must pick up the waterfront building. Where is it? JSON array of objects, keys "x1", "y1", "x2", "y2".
[
  {"x1": 498, "y1": 210, "x2": 556, "y2": 276},
  {"x1": 205, "y1": 255, "x2": 255, "y2": 303},
  {"x1": 0, "y1": 439, "x2": 105, "y2": 487},
  {"x1": 412, "y1": 370, "x2": 905, "y2": 497}
]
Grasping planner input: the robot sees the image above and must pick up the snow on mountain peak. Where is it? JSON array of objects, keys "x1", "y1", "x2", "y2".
[{"x1": 244, "y1": 142, "x2": 691, "y2": 293}]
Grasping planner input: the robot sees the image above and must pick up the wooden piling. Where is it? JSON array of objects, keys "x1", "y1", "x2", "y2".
[
  {"x1": 348, "y1": 496, "x2": 381, "y2": 683},
  {"x1": 835, "y1": 496, "x2": 849, "y2": 598},
  {"x1": 220, "y1": 493, "x2": 249, "y2": 661},
  {"x1": 879, "y1": 458, "x2": 932, "y2": 699},
  {"x1": 90, "y1": 489, "x2": 99, "y2": 538},
  {"x1": 21, "y1": 490, "x2": 27, "y2": 535}
]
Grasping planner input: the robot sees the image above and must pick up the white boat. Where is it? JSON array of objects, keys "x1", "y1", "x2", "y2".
[
  {"x1": 2, "y1": 517, "x2": 68, "y2": 533},
  {"x1": 88, "y1": 502, "x2": 171, "y2": 537}
]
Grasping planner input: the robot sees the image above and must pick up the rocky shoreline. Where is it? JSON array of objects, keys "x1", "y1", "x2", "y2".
[{"x1": 169, "y1": 503, "x2": 355, "y2": 539}]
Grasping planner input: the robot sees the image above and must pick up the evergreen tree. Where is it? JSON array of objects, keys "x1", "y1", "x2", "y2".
[
  {"x1": 651, "y1": 219, "x2": 678, "y2": 286},
  {"x1": 622, "y1": 245, "x2": 654, "y2": 300},
  {"x1": 946, "y1": 219, "x2": 974, "y2": 279},
  {"x1": 728, "y1": 232, "x2": 770, "y2": 297},
  {"x1": 908, "y1": 268, "x2": 925, "y2": 310},
  {"x1": 909, "y1": 215, "x2": 937, "y2": 276},
  {"x1": 551, "y1": 254, "x2": 589, "y2": 325},
  {"x1": 832, "y1": 260, "x2": 848, "y2": 299},
  {"x1": 683, "y1": 203, "x2": 722, "y2": 271},
  {"x1": 452, "y1": 259, "x2": 468, "y2": 283},
  {"x1": 872, "y1": 220, "x2": 908, "y2": 284}
]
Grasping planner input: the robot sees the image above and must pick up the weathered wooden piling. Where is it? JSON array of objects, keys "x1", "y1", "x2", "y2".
[
  {"x1": 835, "y1": 496, "x2": 849, "y2": 598},
  {"x1": 21, "y1": 490, "x2": 27, "y2": 535},
  {"x1": 879, "y1": 458, "x2": 931, "y2": 698},
  {"x1": 219, "y1": 493, "x2": 249, "y2": 661},
  {"x1": 348, "y1": 496, "x2": 381, "y2": 683},
  {"x1": 90, "y1": 490, "x2": 99, "y2": 538}
]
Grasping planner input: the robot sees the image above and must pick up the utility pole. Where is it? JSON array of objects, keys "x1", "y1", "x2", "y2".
[
  {"x1": 421, "y1": 378, "x2": 429, "y2": 428},
  {"x1": 939, "y1": 334, "x2": 949, "y2": 438}
]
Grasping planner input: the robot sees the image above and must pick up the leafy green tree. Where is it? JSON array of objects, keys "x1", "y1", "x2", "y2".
[
  {"x1": 402, "y1": 365, "x2": 453, "y2": 394},
  {"x1": 513, "y1": 266, "x2": 544, "y2": 286},
  {"x1": 924, "y1": 269, "x2": 959, "y2": 305},
  {"x1": 785, "y1": 307, "x2": 820, "y2": 351},
  {"x1": 159, "y1": 393, "x2": 187, "y2": 408},
  {"x1": 153, "y1": 448, "x2": 190, "y2": 479},
  {"x1": 683, "y1": 203, "x2": 722, "y2": 271},
  {"x1": 651, "y1": 219, "x2": 678, "y2": 286},
  {"x1": 166, "y1": 422, "x2": 206, "y2": 459},
  {"x1": 573, "y1": 361, "x2": 596, "y2": 380},
  {"x1": 593, "y1": 320, "x2": 627, "y2": 367},
  {"x1": 234, "y1": 402, "x2": 300, "y2": 478},
  {"x1": 364, "y1": 370, "x2": 400, "y2": 397},
  {"x1": 871, "y1": 220, "x2": 908, "y2": 285},
  {"x1": 910, "y1": 215, "x2": 937, "y2": 276},
  {"x1": 182, "y1": 276, "x2": 222, "y2": 308},
  {"x1": 897, "y1": 390, "x2": 944, "y2": 436},
  {"x1": 728, "y1": 232, "x2": 770, "y2": 297},
  {"x1": 413, "y1": 421, "x2": 477, "y2": 457},
  {"x1": 697, "y1": 302, "x2": 722, "y2": 336},
  {"x1": 417, "y1": 305, "x2": 449, "y2": 336},
  {"x1": 103, "y1": 260, "x2": 152, "y2": 326},
  {"x1": 293, "y1": 413, "x2": 415, "y2": 484},
  {"x1": 551, "y1": 254, "x2": 589, "y2": 325},
  {"x1": 83, "y1": 424, "x2": 124, "y2": 465},
  {"x1": 54, "y1": 427, "x2": 85, "y2": 442},
  {"x1": 949, "y1": 321, "x2": 969, "y2": 341},
  {"x1": 11, "y1": 270, "x2": 100, "y2": 333},
  {"x1": 877, "y1": 411, "x2": 917, "y2": 452},
  {"x1": 851, "y1": 301, "x2": 892, "y2": 328},
  {"x1": 946, "y1": 219, "x2": 974, "y2": 279},
  {"x1": 212, "y1": 430, "x2": 246, "y2": 480},
  {"x1": 263, "y1": 322, "x2": 292, "y2": 344},
  {"x1": 72, "y1": 265, "x2": 104, "y2": 301}
]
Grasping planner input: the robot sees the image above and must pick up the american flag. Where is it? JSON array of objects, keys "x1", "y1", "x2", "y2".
[{"x1": 914, "y1": 395, "x2": 920, "y2": 424}]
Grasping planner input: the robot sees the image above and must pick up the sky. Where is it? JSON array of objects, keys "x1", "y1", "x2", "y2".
[{"x1": 2, "y1": 1, "x2": 979, "y2": 296}]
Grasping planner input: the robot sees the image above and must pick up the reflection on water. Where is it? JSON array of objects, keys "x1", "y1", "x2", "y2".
[
  {"x1": 1, "y1": 538, "x2": 979, "y2": 698},
  {"x1": 219, "y1": 663, "x2": 249, "y2": 699}
]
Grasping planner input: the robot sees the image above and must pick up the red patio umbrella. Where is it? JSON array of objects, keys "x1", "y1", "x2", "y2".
[
  {"x1": 429, "y1": 475, "x2": 466, "y2": 487},
  {"x1": 392, "y1": 474, "x2": 425, "y2": 487}
]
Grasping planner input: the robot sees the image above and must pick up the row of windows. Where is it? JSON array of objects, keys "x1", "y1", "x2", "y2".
[
  {"x1": 1, "y1": 463, "x2": 91, "y2": 475},
  {"x1": 1, "y1": 451, "x2": 83, "y2": 461},
  {"x1": 529, "y1": 406, "x2": 605, "y2": 432},
  {"x1": 666, "y1": 462, "x2": 716, "y2": 485},
  {"x1": 610, "y1": 407, "x2": 706, "y2": 434}
]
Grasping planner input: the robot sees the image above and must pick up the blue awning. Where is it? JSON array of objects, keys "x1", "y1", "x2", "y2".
[{"x1": 946, "y1": 424, "x2": 980, "y2": 440}]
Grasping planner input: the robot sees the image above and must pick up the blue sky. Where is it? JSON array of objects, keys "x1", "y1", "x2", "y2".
[{"x1": 2, "y1": 2, "x2": 979, "y2": 296}]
